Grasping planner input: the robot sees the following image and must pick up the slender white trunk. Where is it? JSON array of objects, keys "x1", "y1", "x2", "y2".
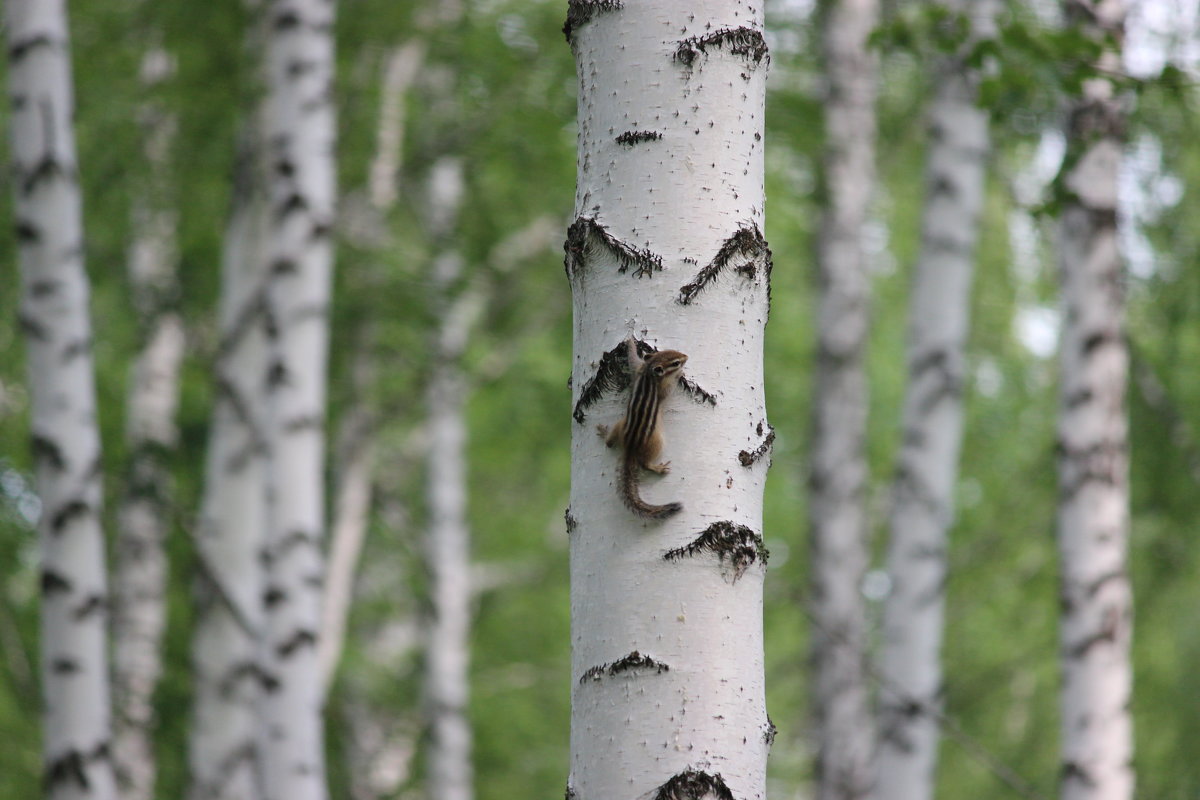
[
  {"x1": 258, "y1": 1, "x2": 337, "y2": 797},
  {"x1": 422, "y1": 158, "x2": 475, "y2": 800},
  {"x1": 318, "y1": 364, "x2": 374, "y2": 696},
  {"x1": 367, "y1": 42, "x2": 426, "y2": 211},
  {"x1": 566, "y1": 2, "x2": 771, "y2": 797},
  {"x1": 809, "y1": 1, "x2": 878, "y2": 798},
  {"x1": 874, "y1": 3, "x2": 993, "y2": 799},
  {"x1": 112, "y1": 37, "x2": 184, "y2": 800},
  {"x1": 6, "y1": 2, "x2": 117, "y2": 799},
  {"x1": 1056, "y1": 3, "x2": 1133, "y2": 799},
  {"x1": 189, "y1": 115, "x2": 271, "y2": 800}
]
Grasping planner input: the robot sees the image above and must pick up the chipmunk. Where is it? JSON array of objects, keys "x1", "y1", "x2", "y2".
[{"x1": 596, "y1": 338, "x2": 688, "y2": 519}]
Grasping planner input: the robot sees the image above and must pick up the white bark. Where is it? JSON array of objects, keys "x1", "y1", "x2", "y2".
[
  {"x1": 6, "y1": 2, "x2": 117, "y2": 799},
  {"x1": 874, "y1": 3, "x2": 994, "y2": 799},
  {"x1": 112, "y1": 37, "x2": 184, "y2": 800},
  {"x1": 422, "y1": 158, "x2": 475, "y2": 800},
  {"x1": 566, "y1": 2, "x2": 771, "y2": 798},
  {"x1": 1056, "y1": 3, "x2": 1134, "y2": 799},
  {"x1": 367, "y1": 42, "x2": 426, "y2": 210},
  {"x1": 258, "y1": 0, "x2": 337, "y2": 797},
  {"x1": 809, "y1": 0, "x2": 878, "y2": 798},
  {"x1": 189, "y1": 108, "x2": 271, "y2": 800}
]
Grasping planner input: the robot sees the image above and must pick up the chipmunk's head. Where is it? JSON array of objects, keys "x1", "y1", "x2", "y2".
[{"x1": 648, "y1": 350, "x2": 687, "y2": 379}]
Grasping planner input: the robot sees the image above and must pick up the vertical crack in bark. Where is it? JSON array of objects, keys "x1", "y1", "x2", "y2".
[
  {"x1": 677, "y1": 224, "x2": 771, "y2": 305},
  {"x1": 652, "y1": 768, "x2": 736, "y2": 800},
  {"x1": 564, "y1": 216, "x2": 663, "y2": 281},
  {"x1": 663, "y1": 521, "x2": 768, "y2": 582},
  {"x1": 674, "y1": 27, "x2": 769, "y2": 68},
  {"x1": 579, "y1": 651, "x2": 670, "y2": 684}
]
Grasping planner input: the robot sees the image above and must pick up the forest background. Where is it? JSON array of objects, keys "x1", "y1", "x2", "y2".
[{"x1": 0, "y1": 0, "x2": 1198, "y2": 798}]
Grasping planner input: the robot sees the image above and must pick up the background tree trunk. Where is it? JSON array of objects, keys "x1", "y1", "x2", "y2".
[
  {"x1": 1056, "y1": 2, "x2": 1134, "y2": 799},
  {"x1": 421, "y1": 157, "x2": 476, "y2": 800},
  {"x1": 875, "y1": 2, "x2": 994, "y2": 799},
  {"x1": 112, "y1": 34, "x2": 185, "y2": 800},
  {"x1": 188, "y1": 113, "x2": 270, "y2": 800},
  {"x1": 257, "y1": 0, "x2": 338, "y2": 796},
  {"x1": 565, "y1": 1, "x2": 772, "y2": 797},
  {"x1": 5, "y1": 2, "x2": 118, "y2": 798},
  {"x1": 809, "y1": 0, "x2": 879, "y2": 798}
]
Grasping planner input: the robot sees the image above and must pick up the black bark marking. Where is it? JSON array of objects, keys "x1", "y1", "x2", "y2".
[
  {"x1": 275, "y1": 192, "x2": 309, "y2": 221},
  {"x1": 678, "y1": 224, "x2": 772, "y2": 305},
  {"x1": 74, "y1": 594, "x2": 106, "y2": 620},
  {"x1": 42, "y1": 570, "x2": 72, "y2": 594},
  {"x1": 676, "y1": 375, "x2": 717, "y2": 407},
  {"x1": 564, "y1": 784, "x2": 578, "y2": 800},
  {"x1": 31, "y1": 434, "x2": 67, "y2": 470},
  {"x1": 579, "y1": 651, "x2": 670, "y2": 685},
  {"x1": 663, "y1": 521, "x2": 768, "y2": 582},
  {"x1": 563, "y1": 0, "x2": 623, "y2": 43},
  {"x1": 51, "y1": 657, "x2": 80, "y2": 674},
  {"x1": 653, "y1": 768, "x2": 736, "y2": 800},
  {"x1": 1081, "y1": 330, "x2": 1118, "y2": 356},
  {"x1": 50, "y1": 499, "x2": 93, "y2": 533},
  {"x1": 30, "y1": 279, "x2": 61, "y2": 298},
  {"x1": 563, "y1": 216, "x2": 663, "y2": 280},
  {"x1": 18, "y1": 313, "x2": 49, "y2": 341},
  {"x1": 267, "y1": 359, "x2": 290, "y2": 388},
  {"x1": 46, "y1": 749, "x2": 89, "y2": 790},
  {"x1": 273, "y1": 10, "x2": 303, "y2": 30},
  {"x1": 9, "y1": 34, "x2": 57, "y2": 62},
  {"x1": 564, "y1": 508, "x2": 578, "y2": 533},
  {"x1": 615, "y1": 130, "x2": 663, "y2": 146},
  {"x1": 674, "y1": 26, "x2": 769, "y2": 68},
  {"x1": 61, "y1": 337, "x2": 91, "y2": 363},
  {"x1": 1056, "y1": 438, "x2": 1125, "y2": 498},
  {"x1": 284, "y1": 414, "x2": 323, "y2": 433},
  {"x1": 276, "y1": 629, "x2": 317, "y2": 658},
  {"x1": 764, "y1": 716, "x2": 777, "y2": 746},
  {"x1": 16, "y1": 220, "x2": 41, "y2": 243},
  {"x1": 738, "y1": 423, "x2": 775, "y2": 466},
  {"x1": 572, "y1": 338, "x2": 650, "y2": 424},
  {"x1": 1062, "y1": 760, "x2": 1096, "y2": 789},
  {"x1": 263, "y1": 586, "x2": 287, "y2": 608}
]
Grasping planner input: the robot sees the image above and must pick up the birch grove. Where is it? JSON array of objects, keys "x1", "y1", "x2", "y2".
[
  {"x1": 257, "y1": 0, "x2": 338, "y2": 796},
  {"x1": 809, "y1": 0, "x2": 878, "y2": 798},
  {"x1": 112, "y1": 34, "x2": 185, "y2": 800},
  {"x1": 875, "y1": 3, "x2": 994, "y2": 799},
  {"x1": 1056, "y1": 1, "x2": 1134, "y2": 798},
  {"x1": 565, "y1": 1, "x2": 772, "y2": 796},
  {"x1": 5, "y1": 1, "x2": 118, "y2": 798}
]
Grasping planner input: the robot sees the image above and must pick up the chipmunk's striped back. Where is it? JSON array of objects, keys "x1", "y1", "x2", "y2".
[{"x1": 614, "y1": 343, "x2": 687, "y2": 519}]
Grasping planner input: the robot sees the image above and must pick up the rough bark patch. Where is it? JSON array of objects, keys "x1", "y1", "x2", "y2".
[
  {"x1": 678, "y1": 224, "x2": 772, "y2": 305},
  {"x1": 652, "y1": 768, "x2": 736, "y2": 800},
  {"x1": 663, "y1": 521, "x2": 768, "y2": 582},
  {"x1": 563, "y1": 0, "x2": 623, "y2": 43},
  {"x1": 674, "y1": 27, "x2": 769, "y2": 68},
  {"x1": 676, "y1": 375, "x2": 717, "y2": 407},
  {"x1": 565, "y1": 508, "x2": 578, "y2": 533},
  {"x1": 579, "y1": 650, "x2": 670, "y2": 685},
  {"x1": 572, "y1": 338, "x2": 653, "y2": 423},
  {"x1": 764, "y1": 716, "x2": 777, "y2": 746},
  {"x1": 564, "y1": 216, "x2": 663, "y2": 280},
  {"x1": 615, "y1": 130, "x2": 663, "y2": 146},
  {"x1": 738, "y1": 422, "x2": 775, "y2": 466}
]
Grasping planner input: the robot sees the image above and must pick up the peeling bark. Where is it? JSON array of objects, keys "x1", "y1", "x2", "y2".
[
  {"x1": 568, "y1": 1, "x2": 770, "y2": 797},
  {"x1": 6, "y1": 2, "x2": 117, "y2": 799},
  {"x1": 1055, "y1": 3, "x2": 1134, "y2": 800},
  {"x1": 808, "y1": 0, "x2": 879, "y2": 798},
  {"x1": 874, "y1": 4, "x2": 994, "y2": 800}
]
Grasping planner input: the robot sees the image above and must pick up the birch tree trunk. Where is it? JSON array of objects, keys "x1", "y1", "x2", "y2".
[
  {"x1": 189, "y1": 112, "x2": 270, "y2": 800},
  {"x1": 874, "y1": 3, "x2": 994, "y2": 799},
  {"x1": 112, "y1": 36, "x2": 185, "y2": 800},
  {"x1": 1056, "y1": 2, "x2": 1134, "y2": 798},
  {"x1": 258, "y1": 0, "x2": 337, "y2": 796},
  {"x1": 6, "y1": 2, "x2": 118, "y2": 799},
  {"x1": 565, "y1": 2, "x2": 772, "y2": 797},
  {"x1": 421, "y1": 158, "x2": 475, "y2": 800},
  {"x1": 809, "y1": 1, "x2": 878, "y2": 798}
]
